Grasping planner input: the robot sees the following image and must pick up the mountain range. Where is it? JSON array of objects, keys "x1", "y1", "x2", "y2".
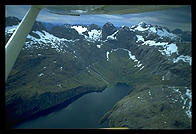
[{"x1": 5, "y1": 16, "x2": 192, "y2": 128}]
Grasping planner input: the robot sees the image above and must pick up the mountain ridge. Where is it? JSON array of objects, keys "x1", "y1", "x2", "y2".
[{"x1": 5, "y1": 16, "x2": 192, "y2": 128}]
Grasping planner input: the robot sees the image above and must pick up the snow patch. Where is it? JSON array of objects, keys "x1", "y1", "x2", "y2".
[
  {"x1": 106, "y1": 30, "x2": 118, "y2": 40},
  {"x1": 162, "y1": 76, "x2": 165, "y2": 81},
  {"x1": 122, "y1": 49, "x2": 137, "y2": 61},
  {"x1": 171, "y1": 86, "x2": 192, "y2": 118},
  {"x1": 87, "y1": 29, "x2": 102, "y2": 41},
  {"x1": 142, "y1": 40, "x2": 167, "y2": 46},
  {"x1": 130, "y1": 22, "x2": 178, "y2": 41},
  {"x1": 173, "y1": 55, "x2": 192, "y2": 66},
  {"x1": 25, "y1": 30, "x2": 77, "y2": 53},
  {"x1": 134, "y1": 61, "x2": 143, "y2": 68},
  {"x1": 139, "y1": 66, "x2": 144, "y2": 71},
  {"x1": 110, "y1": 48, "x2": 144, "y2": 70},
  {"x1": 158, "y1": 43, "x2": 178, "y2": 56},
  {"x1": 142, "y1": 40, "x2": 178, "y2": 56},
  {"x1": 134, "y1": 25, "x2": 148, "y2": 31},
  {"x1": 136, "y1": 35, "x2": 144, "y2": 43},
  {"x1": 38, "y1": 73, "x2": 44, "y2": 77},
  {"x1": 57, "y1": 83, "x2": 62, "y2": 88},
  {"x1": 97, "y1": 45, "x2": 101, "y2": 48},
  {"x1": 133, "y1": 22, "x2": 149, "y2": 31},
  {"x1": 157, "y1": 28, "x2": 177, "y2": 39},
  {"x1": 111, "y1": 48, "x2": 138, "y2": 62},
  {"x1": 106, "y1": 51, "x2": 110, "y2": 61},
  {"x1": 5, "y1": 24, "x2": 19, "y2": 34},
  {"x1": 149, "y1": 27, "x2": 157, "y2": 33},
  {"x1": 148, "y1": 90, "x2": 152, "y2": 96},
  {"x1": 71, "y1": 25, "x2": 87, "y2": 35}
]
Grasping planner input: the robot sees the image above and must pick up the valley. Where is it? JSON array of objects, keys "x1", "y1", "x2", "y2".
[{"x1": 5, "y1": 16, "x2": 192, "y2": 128}]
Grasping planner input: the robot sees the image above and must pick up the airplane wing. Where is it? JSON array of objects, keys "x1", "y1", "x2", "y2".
[
  {"x1": 5, "y1": 5, "x2": 186, "y2": 81},
  {"x1": 45, "y1": 5, "x2": 185, "y2": 16}
]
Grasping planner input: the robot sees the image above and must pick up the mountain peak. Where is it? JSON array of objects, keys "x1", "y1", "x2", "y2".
[
  {"x1": 87, "y1": 24, "x2": 101, "y2": 31},
  {"x1": 6, "y1": 16, "x2": 20, "y2": 27},
  {"x1": 138, "y1": 21, "x2": 147, "y2": 26},
  {"x1": 104, "y1": 22, "x2": 114, "y2": 26},
  {"x1": 102, "y1": 22, "x2": 117, "y2": 40}
]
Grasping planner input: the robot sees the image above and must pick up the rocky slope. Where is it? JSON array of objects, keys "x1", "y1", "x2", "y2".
[{"x1": 5, "y1": 17, "x2": 192, "y2": 128}]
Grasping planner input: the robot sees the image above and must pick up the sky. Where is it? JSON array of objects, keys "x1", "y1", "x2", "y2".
[{"x1": 5, "y1": 5, "x2": 192, "y2": 31}]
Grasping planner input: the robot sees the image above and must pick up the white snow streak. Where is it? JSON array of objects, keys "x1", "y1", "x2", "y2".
[{"x1": 106, "y1": 51, "x2": 110, "y2": 61}]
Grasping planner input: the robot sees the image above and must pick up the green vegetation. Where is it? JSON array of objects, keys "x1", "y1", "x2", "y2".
[
  {"x1": 5, "y1": 20, "x2": 191, "y2": 128},
  {"x1": 102, "y1": 85, "x2": 191, "y2": 128}
]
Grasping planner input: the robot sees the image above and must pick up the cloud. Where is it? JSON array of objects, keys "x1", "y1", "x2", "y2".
[
  {"x1": 6, "y1": 5, "x2": 191, "y2": 31},
  {"x1": 95, "y1": 14, "x2": 124, "y2": 19}
]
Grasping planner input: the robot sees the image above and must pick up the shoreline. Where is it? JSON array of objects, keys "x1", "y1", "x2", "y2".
[{"x1": 6, "y1": 86, "x2": 107, "y2": 128}]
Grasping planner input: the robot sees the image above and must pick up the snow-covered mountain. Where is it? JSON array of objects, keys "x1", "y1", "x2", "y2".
[
  {"x1": 5, "y1": 16, "x2": 192, "y2": 128},
  {"x1": 5, "y1": 19, "x2": 191, "y2": 66}
]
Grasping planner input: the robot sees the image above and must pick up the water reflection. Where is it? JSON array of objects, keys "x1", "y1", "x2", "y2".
[{"x1": 16, "y1": 84, "x2": 131, "y2": 128}]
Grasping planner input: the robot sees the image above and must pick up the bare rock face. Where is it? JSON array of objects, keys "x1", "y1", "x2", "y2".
[
  {"x1": 49, "y1": 26, "x2": 84, "y2": 40},
  {"x1": 172, "y1": 28, "x2": 192, "y2": 42},
  {"x1": 115, "y1": 26, "x2": 136, "y2": 48},
  {"x1": 87, "y1": 24, "x2": 101, "y2": 31},
  {"x1": 102, "y1": 22, "x2": 117, "y2": 40}
]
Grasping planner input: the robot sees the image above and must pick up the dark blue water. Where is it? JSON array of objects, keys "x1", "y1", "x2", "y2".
[{"x1": 15, "y1": 84, "x2": 130, "y2": 128}]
